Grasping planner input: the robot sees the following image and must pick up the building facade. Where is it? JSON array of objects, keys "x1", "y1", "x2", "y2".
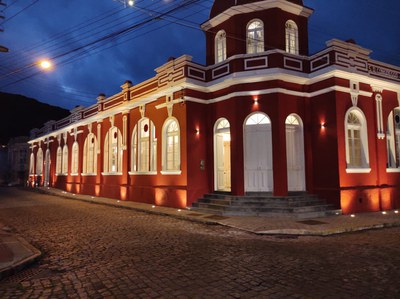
[{"x1": 28, "y1": 0, "x2": 400, "y2": 214}]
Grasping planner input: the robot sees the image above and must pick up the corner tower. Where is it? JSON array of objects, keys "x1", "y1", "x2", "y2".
[{"x1": 202, "y1": 0, "x2": 313, "y2": 66}]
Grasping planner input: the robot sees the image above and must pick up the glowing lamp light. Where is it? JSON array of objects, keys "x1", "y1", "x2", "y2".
[
  {"x1": 321, "y1": 122, "x2": 326, "y2": 129},
  {"x1": 382, "y1": 211, "x2": 387, "y2": 215},
  {"x1": 177, "y1": 209, "x2": 182, "y2": 212},
  {"x1": 39, "y1": 59, "x2": 53, "y2": 70},
  {"x1": 128, "y1": 0, "x2": 134, "y2": 6},
  {"x1": 350, "y1": 214, "x2": 356, "y2": 218},
  {"x1": 196, "y1": 128, "x2": 200, "y2": 135},
  {"x1": 395, "y1": 210, "x2": 399, "y2": 214},
  {"x1": 152, "y1": 205, "x2": 156, "y2": 208}
]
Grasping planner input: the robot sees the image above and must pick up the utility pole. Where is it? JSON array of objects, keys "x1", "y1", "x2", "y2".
[{"x1": 0, "y1": 0, "x2": 8, "y2": 52}]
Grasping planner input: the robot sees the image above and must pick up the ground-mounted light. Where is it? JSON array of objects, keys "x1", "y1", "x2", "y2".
[
  {"x1": 152, "y1": 205, "x2": 156, "y2": 208},
  {"x1": 350, "y1": 214, "x2": 355, "y2": 218},
  {"x1": 382, "y1": 211, "x2": 387, "y2": 215},
  {"x1": 178, "y1": 209, "x2": 182, "y2": 212},
  {"x1": 395, "y1": 210, "x2": 399, "y2": 214}
]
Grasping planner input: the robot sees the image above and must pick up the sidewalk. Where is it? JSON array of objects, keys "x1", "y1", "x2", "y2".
[
  {"x1": 37, "y1": 187, "x2": 400, "y2": 236},
  {"x1": 1, "y1": 186, "x2": 400, "y2": 281},
  {"x1": 0, "y1": 223, "x2": 41, "y2": 281}
]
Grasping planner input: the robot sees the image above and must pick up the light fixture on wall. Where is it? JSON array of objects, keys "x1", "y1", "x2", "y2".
[
  {"x1": 196, "y1": 128, "x2": 200, "y2": 135},
  {"x1": 320, "y1": 122, "x2": 326, "y2": 129},
  {"x1": 253, "y1": 96, "x2": 259, "y2": 106}
]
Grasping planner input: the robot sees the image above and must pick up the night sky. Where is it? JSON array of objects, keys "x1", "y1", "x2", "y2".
[{"x1": 1, "y1": 0, "x2": 399, "y2": 110}]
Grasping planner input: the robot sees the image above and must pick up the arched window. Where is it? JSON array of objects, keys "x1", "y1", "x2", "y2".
[
  {"x1": 29, "y1": 153, "x2": 35, "y2": 175},
  {"x1": 131, "y1": 118, "x2": 157, "y2": 173},
  {"x1": 56, "y1": 147, "x2": 62, "y2": 174},
  {"x1": 215, "y1": 30, "x2": 227, "y2": 63},
  {"x1": 104, "y1": 127, "x2": 123, "y2": 173},
  {"x1": 83, "y1": 133, "x2": 97, "y2": 174},
  {"x1": 285, "y1": 20, "x2": 299, "y2": 54},
  {"x1": 71, "y1": 142, "x2": 79, "y2": 175},
  {"x1": 387, "y1": 108, "x2": 400, "y2": 169},
  {"x1": 62, "y1": 145, "x2": 68, "y2": 174},
  {"x1": 345, "y1": 109, "x2": 370, "y2": 170},
  {"x1": 247, "y1": 20, "x2": 264, "y2": 54},
  {"x1": 162, "y1": 118, "x2": 180, "y2": 172},
  {"x1": 36, "y1": 148, "x2": 43, "y2": 175}
]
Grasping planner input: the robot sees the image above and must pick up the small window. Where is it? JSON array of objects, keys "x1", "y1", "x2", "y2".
[
  {"x1": 56, "y1": 147, "x2": 62, "y2": 174},
  {"x1": 62, "y1": 145, "x2": 68, "y2": 174},
  {"x1": 131, "y1": 118, "x2": 157, "y2": 173},
  {"x1": 285, "y1": 20, "x2": 299, "y2": 54},
  {"x1": 246, "y1": 113, "x2": 270, "y2": 126},
  {"x1": 162, "y1": 118, "x2": 181, "y2": 173},
  {"x1": 29, "y1": 153, "x2": 35, "y2": 175},
  {"x1": 247, "y1": 20, "x2": 264, "y2": 54},
  {"x1": 104, "y1": 127, "x2": 123, "y2": 173},
  {"x1": 215, "y1": 30, "x2": 227, "y2": 63},
  {"x1": 387, "y1": 108, "x2": 400, "y2": 169},
  {"x1": 345, "y1": 108, "x2": 369, "y2": 170},
  {"x1": 36, "y1": 148, "x2": 43, "y2": 175},
  {"x1": 71, "y1": 142, "x2": 79, "y2": 174},
  {"x1": 83, "y1": 133, "x2": 97, "y2": 174}
]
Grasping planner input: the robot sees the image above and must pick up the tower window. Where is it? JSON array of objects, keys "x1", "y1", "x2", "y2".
[
  {"x1": 285, "y1": 20, "x2": 299, "y2": 54},
  {"x1": 215, "y1": 30, "x2": 227, "y2": 63},
  {"x1": 247, "y1": 20, "x2": 264, "y2": 54}
]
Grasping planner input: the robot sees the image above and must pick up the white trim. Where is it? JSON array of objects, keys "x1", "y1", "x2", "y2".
[
  {"x1": 386, "y1": 168, "x2": 400, "y2": 173},
  {"x1": 202, "y1": 0, "x2": 313, "y2": 31},
  {"x1": 81, "y1": 173, "x2": 97, "y2": 176},
  {"x1": 346, "y1": 168, "x2": 372, "y2": 173},
  {"x1": 212, "y1": 64, "x2": 230, "y2": 79},
  {"x1": 160, "y1": 170, "x2": 182, "y2": 175},
  {"x1": 101, "y1": 172, "x2": 123, "y2": 176},
  {"x1": 71, "y1": 173, "x2": 79, "y2": 177},
  {"x1": 284, "y1": 57, "x2": 303, "y2": 71},
  {"x1": 129, "y1": 171, "x2": 158, "y2": 176},
  {"x1": 244, "y1": 57, "x2": 268, "y2": 70}
]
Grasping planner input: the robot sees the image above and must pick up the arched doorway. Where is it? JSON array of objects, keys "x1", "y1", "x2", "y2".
[
  {"x1": 44, "y1": 149, "x2": 51, "y2": 187},
  {"x1": 244, "y1": 112, "x2": 273, "y2": 192},
  {"x1": 285, "y1": 114, "x2": 305, "y2": 191},
  {"x1": 214, "y1": 118, "x2": 231, "y2": 192}
]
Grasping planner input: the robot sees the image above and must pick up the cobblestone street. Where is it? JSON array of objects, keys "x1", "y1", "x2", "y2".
[{"x1": 0, "y1": 188, "x2": 399, "y2": 298}]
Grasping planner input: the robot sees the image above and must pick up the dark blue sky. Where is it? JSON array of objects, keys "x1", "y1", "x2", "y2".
[{"x1": 1, "y1": 0, "x2": 399, "y2": 109}]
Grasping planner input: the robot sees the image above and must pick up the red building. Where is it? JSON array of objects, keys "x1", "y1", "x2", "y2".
[{"x1": 29, "y1": 0, "x2": 400, "y2": 214}]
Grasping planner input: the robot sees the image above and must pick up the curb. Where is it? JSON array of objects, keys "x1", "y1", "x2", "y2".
[{"x1": 0, "y1": 234, "x2": 42, "y2": 281}]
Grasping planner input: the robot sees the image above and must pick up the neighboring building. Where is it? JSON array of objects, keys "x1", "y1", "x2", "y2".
[
  {"x1": 0, "y1": 144, "x2": 7, "y2": 185},
  {"x1": 28, "y1": 0, "x2": 400, "y2": 214},
  {"x1": 7, "y1": 136, "x2": 30, "y2": 186}
]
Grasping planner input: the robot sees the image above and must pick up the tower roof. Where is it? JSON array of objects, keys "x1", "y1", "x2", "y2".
[{"x1": 210, "y1": 0, "x2": 304, "y2": 19}]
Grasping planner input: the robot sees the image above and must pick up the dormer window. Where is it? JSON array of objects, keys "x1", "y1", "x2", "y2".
[
  {"x1": 247, "y1": 20, "x2": 264, "y2": 54},
  {"x1": 215, "y1": 30, "x2": 227, "y2": 63},
  {"x1": 285, "y1": 20, "x2": 299, "y2": 54}
]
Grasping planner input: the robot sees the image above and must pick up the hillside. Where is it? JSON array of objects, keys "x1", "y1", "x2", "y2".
[{"x1": 0, "y1": 92, "x2": 70, "y2": 144}]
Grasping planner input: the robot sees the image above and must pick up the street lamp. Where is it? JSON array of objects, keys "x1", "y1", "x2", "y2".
[{"x1": 38, "y1": 59, "x2": 53, "y2": 70}]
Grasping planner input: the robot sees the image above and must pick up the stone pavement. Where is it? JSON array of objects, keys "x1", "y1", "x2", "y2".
[{"x1": 1, "y1": 186, "x2": 400, "y2": 282}]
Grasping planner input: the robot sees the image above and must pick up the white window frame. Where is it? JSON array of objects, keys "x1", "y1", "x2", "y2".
[
  {"x1": 71, "y1": 141, "x2": 79, "y2": 176},
  {"x1": 56, "y1": 146, "x2": 62, "y2": 175},
  {"x1": 344, "y1": 108, "x2": 370, "y2": 173},
  {"x1": 36, "y1": 148, "x2": 43, "y2": 175},
  {"x1": 83, "y1": 133, "x2": 97, "y2": 175},
  {"x1": 247, "y1": 19, "x2": 264, "y2": 54},
  {"x1": 103, "y1": 127, "x2": 123, "y2": 175},
  {"x1": 161, "y1": 118, "x2": 181, "y2": 175},
  {"x1": 130, "y1": 118, "x2": 157, "y2": 175},
  {"x1": 62, "y1": 145, "x2": 68, "y2": 175},
  {"x1": 29, "y1": 153, "x2": 35, "y2": 175},
  {"x1": 215, "y1": 30, "x2": 227, "y2": 64},
  {"x1": 386, "y1": 108, "x2": 400, "y2": 171},
  {"x1": 285, "y1": 20, "x2": 299, "y2": 55}
]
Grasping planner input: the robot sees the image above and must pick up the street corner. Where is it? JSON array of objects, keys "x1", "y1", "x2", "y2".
[{"x1": 0, "y1": 229, "x2": 42, "y2": 281}]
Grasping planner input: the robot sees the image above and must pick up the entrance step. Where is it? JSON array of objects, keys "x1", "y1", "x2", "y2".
[{"x1": 191, "y1": 193, "x2": 341, "y2": 219}]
